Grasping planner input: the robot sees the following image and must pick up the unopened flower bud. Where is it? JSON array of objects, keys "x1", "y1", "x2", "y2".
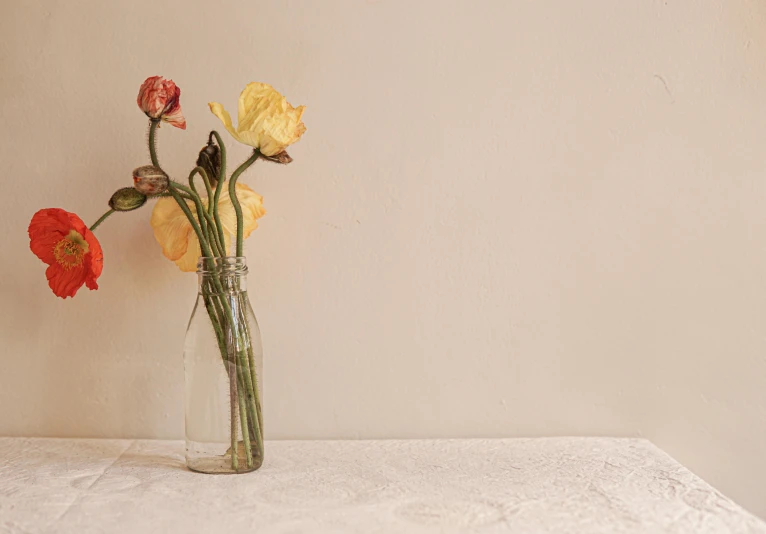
[
  {"x1": 109, "y1": 187, "x2": 147, "y2": 211},
  {"x1": 196, "y1": 140, "x2": 221, "y2": 185},
  {"x1": 260, "y1": 150, "x2": 293, "y2": 165},
  {"x1": 137, "y1": 76, "x2": 186, "y2": 129},
  {"x1": 133, "y1": 165, "x2": 169, "y2": 195}
]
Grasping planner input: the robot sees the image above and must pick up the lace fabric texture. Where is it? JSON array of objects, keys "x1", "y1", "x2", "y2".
[{"x1": 0, "y1": 437, "x2": 763, "y2": 533}]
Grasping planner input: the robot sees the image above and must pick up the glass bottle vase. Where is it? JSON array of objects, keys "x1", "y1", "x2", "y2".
[{"x1": 184, "y1": 256, "x2": 264, "y2": 473}]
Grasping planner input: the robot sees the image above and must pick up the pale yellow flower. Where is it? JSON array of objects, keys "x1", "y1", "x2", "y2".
[
  {"x1": 209, "y1": 83, "x2": 306, "y2": 156},
  {"x1": 150, "y1": 183, "x2": 266, "y2": 272}
]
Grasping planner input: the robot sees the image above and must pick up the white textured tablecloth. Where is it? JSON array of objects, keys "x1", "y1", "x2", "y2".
[{"x1": 0, "y1": 437, "x2": 763, "y2": 533}]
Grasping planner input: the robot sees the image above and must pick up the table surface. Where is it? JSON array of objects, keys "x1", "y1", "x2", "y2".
[{"x1": 0, "y1": 437, "x2": 764, "y2": 533}]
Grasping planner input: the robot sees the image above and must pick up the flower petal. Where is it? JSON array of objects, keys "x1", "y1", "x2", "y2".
[
  {"x1": 65, "y1": 211, "x2": 102, "y2": 278},
  {"x1": 84, "y1": 237, "x2": 103, "y2": 290},
  {"x1": 239, "y1": 97, "x2": 291, "y2": 133},
  {"x1": 208, "y1": 102, "x2": 243, "y2": 145},
  {"x1": 150, "y1": 197, "x2": 192, "y2": 262},
  {"x1": 46, "y1": 263, "x2": 87, "y2": 299},
  {"x1": 217, "y1": 183, "x2": 266, "y2": 240},
  {"x1": 137, "y1": 76, "x2": 163, "y2": 118},
  {"x1": 237, "y1": 82, "x2": 277, "y2": 131},
  {"x1": 84, "y1": 269, "x2": 99, "y2": 290},
  {"x1": 174, "y1": 236, "x2": 202, "y2": 272},
  {"x1": 162, "y1": 109, "x2": 187, "y2": 130},
  {"x1": 258, "y1": 105, "x2": 306, "y2": 156},
  {"x1": 29, "y1": 208, "x2": 71, "y2": 264},
  {"x1": 75, "y1": 218, "x2": 104, "y2": 290},
  {"x1": 236, "y1": 183, "x2": 266, "y2": 239}
]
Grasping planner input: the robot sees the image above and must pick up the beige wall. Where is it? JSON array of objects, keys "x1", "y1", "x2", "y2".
[{"x1": 2, "y1": 0, "x2": 766, "y2": 518}]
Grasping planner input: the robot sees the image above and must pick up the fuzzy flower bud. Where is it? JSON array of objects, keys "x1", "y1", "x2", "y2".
[
  {"x1": 133, "y1": 165, "x2": 170, "y2": 195},
  {"x1": 109, "y1": 187, "x2": 147, "y2": 211},
  {"x1": 196, "y1": 140, "x2": 221, "y2": 185}
]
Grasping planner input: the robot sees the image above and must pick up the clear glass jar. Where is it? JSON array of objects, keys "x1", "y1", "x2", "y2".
[{"x1": 184, "y1": 257, "x2": 264, "y2": 473}]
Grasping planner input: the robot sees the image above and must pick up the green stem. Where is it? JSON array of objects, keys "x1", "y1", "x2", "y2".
[
  {"x1": 229, "y1": 351, "x2": 239, "y2": 471},
  {"x1": 234, "y1": 338, "x2": 263, "y2": 457},
  {"x1": 148, "y1": 120, "x2": 160, "y2": 167},
  {"x1": 237, "y1": 370, "x2": 254, "y2": 468},
  {"x1": 188, "y1": 178, "x2": 208, "y2": 243},
  {"x1": 172, "y1": 182, "x2": 225, "y2": 256},
  {"x1": 240, "y1": 292, "x2": 263, "y2": 433},
  {"x1": 195, "y1": 167, "x2": 216, "y2": 218},
  {"x1": 208, "y1": 225, "x2": 223, "y2": 258},
  {"x1": 210, "y1": 131, "x2": 227, "y2": 185},
  {"x1": 196, "y1": 165, "x2": 226, "y2": 255},
  {"x1": 167, "y1": 185, "x2": 213, "y2": 259},
  {"x1": 198, "y1": 168, "x2": 225, "y2": 256},
  {"x1": 202, "y1": 163, "x2": 227, "y2": 254},
  {"x1": 188, "y1": 167, "x2": 224, "y2": 256},
  {"x1": 89, "y1": 209, "x2": 115, "y2": 232},
  {"x1": 229, "y1": 150, "x2": 260, "y2": 257},
  {"x1": 211, "y1": 131, "x2": 228, "y2": 254}
]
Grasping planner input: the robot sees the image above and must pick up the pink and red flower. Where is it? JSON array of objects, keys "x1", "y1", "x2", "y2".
[
  {"x1": 29, "y1": 209, "x2": 104, "y2": 299},
  {"x1": 137, "y1": 76, "x2": 186, "y2": 129}
]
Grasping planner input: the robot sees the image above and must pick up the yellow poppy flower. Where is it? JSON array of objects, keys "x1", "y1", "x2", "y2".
[
  {"x1": 150, "y1": 182, "x2": 266, "y2": 272},
  {"x1": 209, "y1": 82, "x2": 306, "y2": 156}
]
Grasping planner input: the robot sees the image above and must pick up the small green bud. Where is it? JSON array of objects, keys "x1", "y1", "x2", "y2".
[
  {"x1": 109, "y1": 187, "x2": 147, "y2": 211},
  {"x1": 133, "y1": 165, "x2": 169, "y2": 195}
]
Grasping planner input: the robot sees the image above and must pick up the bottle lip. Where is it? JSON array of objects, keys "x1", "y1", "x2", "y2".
[{"x1": 196, "y1": 256, "x2": 248, "y2": 275}]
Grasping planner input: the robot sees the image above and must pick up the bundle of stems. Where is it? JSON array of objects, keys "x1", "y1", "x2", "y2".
[{"x1": 112, "y1": 119, "x2": 265, "y2": 470}]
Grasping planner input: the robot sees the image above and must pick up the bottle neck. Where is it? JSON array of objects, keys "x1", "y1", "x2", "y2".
[{"x1": 197, "y1": 256, "x2": 248, "y2": 294}]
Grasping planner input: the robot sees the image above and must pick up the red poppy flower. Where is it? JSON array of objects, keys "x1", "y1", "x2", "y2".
[
  {"x1": 137, "y1": 76, "x2": 186, "y2": 129},
  {"x1": 28, "y1": 209, "x2": 104, "y2": 299}
]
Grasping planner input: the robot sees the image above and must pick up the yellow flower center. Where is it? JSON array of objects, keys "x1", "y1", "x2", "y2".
[{"x1": 53, "y1": 230, "x2": 89, "y2": 270}]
